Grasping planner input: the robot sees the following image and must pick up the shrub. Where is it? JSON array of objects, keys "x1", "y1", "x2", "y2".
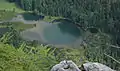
[{"x1": 0, "y1": 43, "x2": 57, "y2": 71}]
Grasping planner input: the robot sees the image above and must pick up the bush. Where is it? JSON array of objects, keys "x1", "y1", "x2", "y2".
[{"x1": 0, "y1": 43, "x2": 58, "y2": 71}]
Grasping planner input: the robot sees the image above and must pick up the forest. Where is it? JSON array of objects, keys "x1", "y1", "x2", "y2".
[
  {"x1": 0, "y1": 0, "x2": 120, "y2": 71},
  {"x1": 11, "y1": 0, "x2": 120, "y2": 44}
]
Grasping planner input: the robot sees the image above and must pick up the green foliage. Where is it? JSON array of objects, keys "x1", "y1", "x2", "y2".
[
  {"x1": 15, "y1": 0, "x2": 120, "y2": 40},
  {"x1": 84, "y1": 32, "x2": 120, "y2": 70},
  {"x1": 0, "y1": 25, "x2": 59, "y2": 71},
  {"x1": 0, "y1": 0, "x2": 120, "y2": 70},
  {"x1": 55, "y1": 47, "x2": 86, "y2": 65},
  {"x1": 0, "y1": 27, "x2": 22, "y2": 47},
  {"x1": 0, "y1": 26, "x2": 86, "y2": 70},
  {"x1": 0, "y1": 43, "x2": 57, "y2": 71}
]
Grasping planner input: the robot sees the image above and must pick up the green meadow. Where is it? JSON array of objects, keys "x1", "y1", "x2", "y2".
[{"x1": 0, "y1": 0, "x2": 24, "y2": 13}]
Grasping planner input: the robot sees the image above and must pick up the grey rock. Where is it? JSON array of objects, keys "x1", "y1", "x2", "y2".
[
  {"x1": 82, "y1": 62, "x2": 116, "y2": 71},
  {"x1": 51, "y1": 60, "x2": 81, "y2": 71},
  {"x1": 51, "y1": 60, "x2": 116, "y2": 71}
]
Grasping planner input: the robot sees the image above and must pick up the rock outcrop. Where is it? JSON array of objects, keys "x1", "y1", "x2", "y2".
[
  {"x1": 51, "y1": 60, "x2": 115, "y2": 71},
  {"x1": 81, "y1": 62, "x2": 116, "y2": 71},
  {"x1": 51, "y1": 60, "x2": 81, "y2": 71}
]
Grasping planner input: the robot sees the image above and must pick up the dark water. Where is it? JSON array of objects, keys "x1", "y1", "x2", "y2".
[
  {"x1": 21, "y1": 19, "x2": 83, "y2": 45},
  {"x1": 43, "y1": 20, "x2": 81, "y2": 44},
  {"x1": 21, "y1": 13, "x2": 44, "y2": 21}
]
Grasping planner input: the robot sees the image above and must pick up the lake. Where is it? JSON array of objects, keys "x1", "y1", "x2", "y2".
[
  {"x1": 1, "y1": 12, "x2": 84, "y2": 47},
  {"x1": 20, "y1": 18, "x2": 83, "y2": 47}
]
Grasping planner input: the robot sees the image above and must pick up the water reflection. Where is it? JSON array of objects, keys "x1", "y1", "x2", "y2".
[
  {"x1": 56, "y1": 19, "x2": 81, "y2": 37},
  {"x1": 21, "y1": 13, "x2": 44, "y2": 21},
  {"x1": 43, "y1": 20, "x2": 81, "y2": 44}
]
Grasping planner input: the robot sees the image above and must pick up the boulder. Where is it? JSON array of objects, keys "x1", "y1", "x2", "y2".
[
  {"x1": 82, "y1": 62, "x2": 116, "y2": 71},
  {"x1": 51, "y1": 60, "x2": 115, "y2": 71},
  {"x1": 51, "y1": 60, "x2": 81, "y2": 71}
]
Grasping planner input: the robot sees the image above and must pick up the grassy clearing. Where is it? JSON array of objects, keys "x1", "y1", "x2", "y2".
[
  {"x1": 0, "y1": 0, "x2": 24, "y2": 13},
  {"x1": 0, "y1": 10, "x2": 16, "y2": 20},
  {"x1": 0, "y1": 0, "x2": 24, "y2": 20},
  {"x1": 43, "y1": 16, "x2": 63, "y2": 22},
  {"x1": 11, "y1": 22, "x2": 34, "y2": 30},
  {"x1": 0, "y1": 22, "x2": 34, "y2": 31}
]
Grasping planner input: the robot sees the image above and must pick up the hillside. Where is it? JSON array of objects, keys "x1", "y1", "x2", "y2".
[{"x1": 0, "y1": 0, "x2": 120, "y2": 71}]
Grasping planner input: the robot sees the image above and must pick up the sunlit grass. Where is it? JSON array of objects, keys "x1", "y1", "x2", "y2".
[
  {"x1": 0, "y1": 0, "x2": 24, "y2": 13},
  {"x1": 0, "y1": 0, "x2": 24, "y2": 20},
  {"x1": 0, "y1": 10, "x2": 16, "y2": 20},
  {"x1": 11, "y1": 22, "x2": 34, "y2": 30},
  {"x1": 43, "y1": 16, "x2": 62, "y2": 22}
]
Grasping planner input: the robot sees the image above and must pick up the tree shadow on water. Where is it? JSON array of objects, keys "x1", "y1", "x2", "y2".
[
  {"x1": 21, "y1": 13, "x2": 44, "y2": 21},
  {"x1": 55, "y1": 19, "x2": 81, "y2": 37}
]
